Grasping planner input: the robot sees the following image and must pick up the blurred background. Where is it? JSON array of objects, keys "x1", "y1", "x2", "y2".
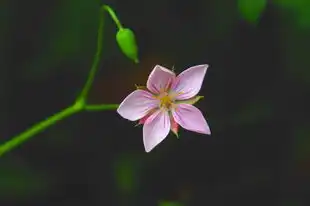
[{"x1": 1, "y1": 0, "x2": 310, "y2": 205}]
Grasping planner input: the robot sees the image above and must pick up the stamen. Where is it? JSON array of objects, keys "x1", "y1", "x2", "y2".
[{"x1": 135, "y1": 84, "x2": 147, "y2": 90}]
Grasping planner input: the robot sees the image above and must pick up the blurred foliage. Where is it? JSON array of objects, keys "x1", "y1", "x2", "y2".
[
  {"x1": 22, "y1": 0, "x2": 99, "y2": 79},
  {"x1": 275, "y1": 0, "x2": 310, "y2": 86},
  {"x1": 113, "y1": 153, "x2": 140, "y2": 194},
  {"x1": 0, "y1": 157, "x2": 51, "y2": 201},
  {"x1": 280, "y1": 26, "x2": 310, "y2": 86},
  {"x1": 238, "y1": 0, "x2": 267, "y2": 24},
  {"x1": 158, "y1": 201, "x2": 183, "y2": 206},
  {"x1": 274, "y1": 0, "x2": 310, "y2": 28},
  {"x1": 238, "y1": 0, "x2": 310, "y2": 27},
  {"x1": 282, "y1": 199, "x2": 304, "y2": 206},
  {"x1": 294, "y1": 125, "x2": 310, "y2": 161}
]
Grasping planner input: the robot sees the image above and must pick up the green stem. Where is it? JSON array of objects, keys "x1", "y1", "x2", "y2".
[
  {"x1": 102, "y1": 5, "x2": 123, "y2": 30},
  {"x1": 0, "y1": 5, "x2": 124, "y2": 157},
  {"x1": 0, "y1": 105, "x2": 82, "y2": 157},
  {"x1": 85, "y1": 104, "x2": 119, "y2": 111},
  {"x1": 77, "y1": 5, "x2": 123, "y2": 102}
]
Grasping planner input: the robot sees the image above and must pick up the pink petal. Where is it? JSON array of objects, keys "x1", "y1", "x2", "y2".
[
  {"x1": 138, "y1": 109, "x2": 156, "y2": 125},
  {"x1": 172, "y1": 104, "x2": 211, "y2": 135},
  {"x1": 117, "y1": 90, "x2": 159, "y2": 121},
  {"x1": 147, "y1": 65, "x2": 176, "y2": 94},
  {"x1": 138, "y1": 114, "x2": 150, "y2": 125},
  {"x1": 171, "y1": 65, "x2": 208, "y2": 100},
  {"x1": 143, "y1": 109, "x2": 171, "y2": 152}
]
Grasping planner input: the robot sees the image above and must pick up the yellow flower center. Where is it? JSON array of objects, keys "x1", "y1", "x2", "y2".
[
  {"x1": 160, "y1": 95, "x2": 173, "y2": 109},
  {"x1": 154, "y1": 91, "x2": 174, "y2": 110}
]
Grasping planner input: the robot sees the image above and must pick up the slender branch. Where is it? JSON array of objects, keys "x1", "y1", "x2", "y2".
[
  {"x1": 0, "y1": 5, "x2": 124, "y2": 157},
  {"x1": 85, "y1": 104, "x2": 119, "y2": 111},
  {"x1": 0, "y1": 105, "x2": 82, "y2": 156},
  {"x1": 77, "y1": 5, "x2": 123, "y2": 102},
  {"x1": 102, "y1": 5, "x2": 123, "y2": 30}
]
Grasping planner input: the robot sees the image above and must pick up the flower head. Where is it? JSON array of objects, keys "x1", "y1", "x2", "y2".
[{"x1": 117, "y1": 65, "x2": 211, "y2": 152}]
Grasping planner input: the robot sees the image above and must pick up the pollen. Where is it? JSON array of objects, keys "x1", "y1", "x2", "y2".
[
  {"x1": 160, "y1": 95, "x2": 172, "y2": 108},
  {"x1": 155, "y1": 92, "x2": 174, "y2": 110}
]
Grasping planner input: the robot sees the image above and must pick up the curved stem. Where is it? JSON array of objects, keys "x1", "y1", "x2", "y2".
[
  {"x1": 102, "y1": 5, "x2": 123, "y2": 30},
  {"x1": 0, "y1": 105, "x2": 82, "y2": 157},
  {"x1": 0, "y1": 5, "x2": 124, "y2": 157},
  {"x1": 77, "y1": 5, "x2": 123, "y2": 102},
  {"x1": 85, "y1": 104, "x2": 119, "y2": 111}
]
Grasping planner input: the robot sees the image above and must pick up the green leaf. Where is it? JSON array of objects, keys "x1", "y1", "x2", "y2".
[{"x1": 238, "y1": 0, "x2": 267, "y2": 24}]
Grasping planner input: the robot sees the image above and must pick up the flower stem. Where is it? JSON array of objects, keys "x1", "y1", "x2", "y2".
[
  {"x1": 77, "y1": 5, "x2": 123, "y2": 102},
  {"x1": 102, "y1": 5, "x2": 123, "y2": 30},
  {"x1": 85, "y1": 104, "x2": 119, "y2": 111},
  {"x1": 0, "y1": 104, "x2": 81, "y2": 157},
  {"x1": 0, "y1": 5, "x2": 124, "y2": 157}
]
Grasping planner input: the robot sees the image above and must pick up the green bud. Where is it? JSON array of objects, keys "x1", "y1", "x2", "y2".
[{"x1": 116, "y1": 28, "x2": 139, "y2": 63}]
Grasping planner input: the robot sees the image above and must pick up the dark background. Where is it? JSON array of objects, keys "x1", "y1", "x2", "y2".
[{"x1": 1, "y1": 0, "x2": 309, "y2": 205}]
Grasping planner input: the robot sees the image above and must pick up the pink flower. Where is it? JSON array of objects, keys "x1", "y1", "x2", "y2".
[{"x1": 117, "y1": 65, "x2": 211, "y2": 152}]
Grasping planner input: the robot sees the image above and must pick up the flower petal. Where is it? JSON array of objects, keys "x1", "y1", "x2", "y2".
[
  {"x1": 143, "y1": 109, "x2": 170, "y2": 152},
  {"x1": 171, "y1": 64, "x2": 208, "y2": 100},
  {"x1": 172, "y1": 104, "x2": 211, "y2": 134},
  {"x1": 147, "y1": 65, "x2": 176, "y2": 94},
  {"x1": 138, "y1": 109, "x2": 156, "y2": 125},
  {"x1": 117, "y1": 90, "x2": 159, "y2": 121}
]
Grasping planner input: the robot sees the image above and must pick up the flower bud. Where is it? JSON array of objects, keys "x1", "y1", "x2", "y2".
[{"x1": 116, "y1": 28, "x2": 139, "y2": 63}]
